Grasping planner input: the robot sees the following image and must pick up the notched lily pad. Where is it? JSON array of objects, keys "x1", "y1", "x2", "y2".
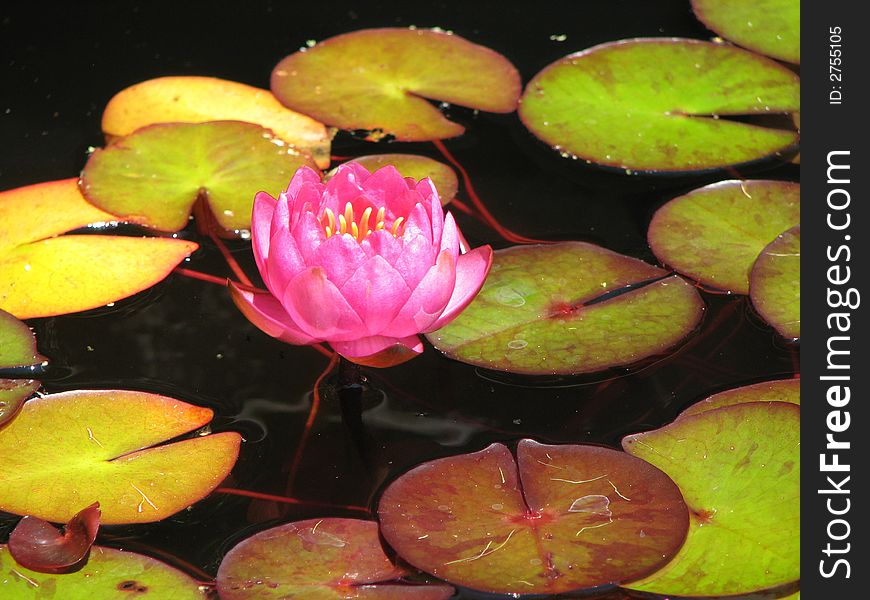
[
  {"x1": 692, "y1": 0, "x2": 800, "y2": 64},
  {"x1": 0, "y1": 390, "x2": 241, "y2": 524},
  {"x1": 0, "y1": 544, "x2": 208, "y2": 598},
  {"x1": 750, "y1": 225, "x2": 800, "y2": 339},
  {"x1": 427, "y1": 242, "x2": 704, "y2": 375},
  {"x1": 217, "y1": 518, "x2": 454, "y2": 599},
  {"x1": 271, "y1": 28, "x2": 520, "y2": 141},
  {"x1": 648, "y1": 180, "x2": 800, "y2": 293},
  {"x1": 378, "y1": 440, "x2": 689, "y2": 595},
  {"x1": 0, "y1": 308, "x2": 45, "y2": 370},
  {"x1": 622, "y1": 403, "x2": 799, "y2": 596},
  {"x1": 80, "y1": 121, "x2": 319, "y2": 233},
  {"x1": 680, "y1": 377, "x2": 799, "y2": 418},
  {"x1": 0, "y1": 179, "x2": 198, "y2": 319},
  {"x1": 9, "y1": 503, "x2": 100, "y2": 573},
  {"x1": 328, "y1": 154, "x2": 458, "y2": 204},
  {"x1": 101, "y1": 76, "x2": 333, "y2": 168},
  {"x1": 0, "y1": 379, "x2": 39, "y2": 429},
  {"x1": 518, "y1": 38, "x2": 800, "y2": 172}
]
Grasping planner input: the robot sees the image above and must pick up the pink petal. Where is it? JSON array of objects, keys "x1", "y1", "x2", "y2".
[
  {"x1": 229, "y1": 282, "x2": 318, "y2": 345},
  {"x1": 288, "y1": 181, "x2": 326, "y2": 230},
  {"x1": 265, "y1": 225, "x2": 307, "y2": 298},
  {"x1": 310, "y1": 232, "x2": 369, "y2": 288},
  {"x1": 339, "y1": 255, "x2": 412, "y2": 335},
  {"x1": 323, "y1": 162, "x2": 370, "y2": 213},
  {"x1": 438, "y1": 211, "x2": 461, "y2": 261},
  {"x1": 252, "y1": 192, "x2": 277, "y2": 276},
  {"x1": 362, "y1": 165, "x2": 415, "y2": 206},
  {"x1": 381, "y1": 250, "x2": 456, "y2": 338},
  {"x1": 283, "y1": 165, "x2": 322, "y2": 198},
  {"x1": 393, "y1": 231, "x2": 437, "y2": 290},
  {"x1": 330, "y1": 334, "x2": 423, "y2": 359},
  {"x1": 270, "y1": 193, "x2": 291, "y2": 233},
  {"x1": 427, "y1": 245, "x2": 493, "y2": 331},
  {"x1": 282, "y1": 267, "x2": 366, "y2": 341},
  {"x1": 417, "y1": 178, "x2": 445, "y2": 248},
  {"x1": 361, "y1": 229, "x2": 403, "y2": 264},
  {"x1": 401, "y1": 201, "x2": 433, "y2": 246},
  {"x1": 290, "y1": 211, "x2": 326, "y2": 265}
]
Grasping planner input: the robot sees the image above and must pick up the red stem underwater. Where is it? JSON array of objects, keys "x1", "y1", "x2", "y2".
[{"x1": 214, "y1": 487, "x2": 369, "y2": 514}]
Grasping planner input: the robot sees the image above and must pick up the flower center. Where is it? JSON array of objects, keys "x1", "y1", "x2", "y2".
[{"x1": 320, "y1": 202, "x2": 405, "y2": 242}]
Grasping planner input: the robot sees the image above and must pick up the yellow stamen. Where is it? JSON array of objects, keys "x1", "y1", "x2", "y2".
[
  {"x1": 338, "y1": 214, "x2": 347, "y2": 235},
  {"x1": 344, "y1": 202, "x2": 354, "y2": 228},
  {"x1": 376, "y1": 207, "x2": 385, "y2": 228},
  {"x1": 391, "y1": 216, "x2": 405, "y2": 237},
  {"x1": 351, "y1": 221, "x2": 359, "y2": 239},
  {"x1": 375, "y1": 221, "x2": 385, "y2": 231},
  {"x1": 324, "y1": 208, "x2": 336, "y2": 234},
  {"x1": 359, "y1": 207, "x2": 372, "y2": 237},
  {"x1": 325, "y1": 225, "x2": 332, "y2": 237}
]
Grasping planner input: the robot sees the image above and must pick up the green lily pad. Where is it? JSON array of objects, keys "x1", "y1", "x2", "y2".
[
  {"x1": 80, "y1": 121, "x2": 318, "y2": 233},
  {"x1": 648, "y1": 180, "x2": 800, "y2": 293},
  {"x1": 0, "y1": 309, "x2": 45, "y2": 370},
  {"x1": 680, "y1": 377, "x2": 799, "y2": 419},
  {"x1": 518, "y1": 39, "x2": 800, "y2": 172},
  {"x1": 0, "y1": 379, "x2": 39, "y2": 429},
  {"x1": 271, "y1": 28, "x2": 521, "y2": 141},
  {"x1": 0, "y1": 390, "x2": 241, "y2": 524},
  {"x1": 328, "y1": 155, "x2": 458, "y2": 205},
  {"x1": 378, "y1": 440, "x2": 688, "y2": 595},
  {"x1": 427, "y1": 242, "x2": 704, "y2": 375},
  {"x1": 0, "y1": 179, "x2": 197, "y2": 319},
  {"x1": 0, "y1": 544, "x2": 207, "y2": 599},
  {"x1": 217, "y1": 518, "x2": 454, "y2": 599},
  {"x1": 622, "y1": 403, "x2": 800, "y2": 596},
  {"x1": 750, "y1": 225, "x2": 800, "y2": 339},
  {"x1": 692, "y1": 0, "x2": 800, "y2": 64}
]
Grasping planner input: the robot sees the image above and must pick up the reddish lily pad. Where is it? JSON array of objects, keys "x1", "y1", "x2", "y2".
[
  {"x1": 328, "y1": 155, "x2": 458, "y2": 205},
  {"x1": 80, "y1": 121, "x2": 318, "y2": 233},
  {"x1": 0, "y1": 379, "x2": 39, "y2": 429},
  {"x1": 217, "y1": 518, "x2": 454, "y2": 599},
  {"x1": 378, "y1": 440, "x2": 689, "y2": 596},
  {"x1": 0, "y1": 179, "x2": 198, "y2": 319},
  {"x1": 648, "y1": 180, "x2": 800, "y2": 293},
  {"x1": 622, "y1": 403, "x2": 800, "y2": 596},
  {"x1": 692, "y1": 0, "x2": 800, "y2": 64},
  {"x1": 427, "y1": 242, "x2": 704, "y2": 375},
  {"x1": 0, "y1": 390, "x2": 241, "y2": 524},
  {"x1": 102, "y1": 76, "x2": 333, "y2": 168},
  {"x1": 9, "y1": 503, "x2": 100, "y2": 573},
  {"x1": 0, "y1": 544, "x2": 207, "y2": 599},
  {"x1": 750, "y1": 225, "x2": 800, "y2": 339},
  {"x1": 0, "y1": 308, "x2": 45, "y2": 369},
  {"x1": 518, "y1": 39, "x2": 800, "y2": 172},
  {"x1": 680, "y1": 377, "x2": 799, "y2": 418},
  {"x1": 271, "y1": 28, "x2": 520, "y2": 141}
]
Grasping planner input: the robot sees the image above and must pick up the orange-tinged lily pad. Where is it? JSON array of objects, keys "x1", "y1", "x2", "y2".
[
  {"x1": 0, "y1": 308, "x2": 45, "y2": 370},
  {"x1": 217, "y1": 518, "x2": 454, "y2": 599},
  {"x1": 101, "y1": 76, "x2": 333, "y2": 168},
  {"x1": 378, "y1": 440, "x2": 689, "y2": 595},
  {"x1": 0, "y1": 179, "x2": 197, "y2": 319},
  {"x1": 81, "y1": 121, "x2": 318, "y2": 233},
  {"x1": 680, "y1": 377, "x2": 799, "y2": 419},
  {"x1": 0, "y1": 544, "x2": 208, "y2": 599},
  {"x1": 328, "y1": 155, "x2": 458, "y2": 205},
  {"x1": 0, "y1": 390, "x2": 241, "y2": 524},
  {"x1": 271, "y1": 28, "x2": 520, "y2": 141},
  {"x1": 0, "y1": 379, "x2": 39, "y2": 429},
  {"x1": 648, "y1": 180, "x2": 800, "y2": 294},
  {"x1": 622, "y1": 403, "x2": 799, "y2": 596},
  {"x1": 750, "y1": 225, "x2": 800, "y2": 339}
]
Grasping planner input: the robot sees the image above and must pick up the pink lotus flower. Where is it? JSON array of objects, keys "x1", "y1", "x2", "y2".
[{"x1": 230, "y1": 163, "x2": 492, "y2": 367}]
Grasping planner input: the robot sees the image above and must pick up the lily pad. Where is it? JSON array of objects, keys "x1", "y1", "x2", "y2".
[
  {"x1": 518, "y1": 38, "x2": 800, "y2": 172},
  {"x1": 692, "y1": 0, "x2": 800, "y2": 64},
  {"x1": 0, "y1": 179, "x2": 197, "y2": 319},
  {"x1": 9, "y1": 503, "x2": 100, "y2": 573},
  {"x1": 0, "y1": 544, "x2": 207, "y2": 599},
  {"x1": 648, "y1": 180, "x2": 800, "y2": 293},
  {"x1": 750, "y1": 225, "x2": 800, "y2": 339},
  {"x1": 328, "y1": 155, "x2": 458, "y2": 205},
  {"x1": 80, "y1": 121, "x2": 318, "y2": 233},
  {"x1": 0, "y1": 390, "x2": 241, "y2": 524},
  {"x1": 378, "y1": 440, "x2": 689, "y2": 595},
  {"x1": 0, "y1": 308, "x2": 45, "y2": 369},
  {"x1": 0, "y1": 379, "x2": 39, "y2": 429},
  {"x1": 622, "y1": 403, "x2": 800, "y2": 596},
  {"x1": 217, "y1": 518, "x2": 454, "y2": 599},
  {"x1": 680, "y1": 377, "x2": 799, "y2": 418},
  {"x1": 271, "y1": 28, "x2": 520, "y2": 141},
  {"x1": 101, "y1": 76, "x2": 333, "y2": 168},
  {"x1": 427, "y1": 242, "x2": 704, "y2": 375}
]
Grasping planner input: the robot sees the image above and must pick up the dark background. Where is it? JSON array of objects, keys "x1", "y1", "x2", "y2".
[{"x1": 2, "y1": 1, "x2": 799, "y2": 598}]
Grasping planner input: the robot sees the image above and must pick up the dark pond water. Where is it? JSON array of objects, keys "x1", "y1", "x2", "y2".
[{"x1": 1, "y1": 1, "x2": 798, "y2": 598}]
